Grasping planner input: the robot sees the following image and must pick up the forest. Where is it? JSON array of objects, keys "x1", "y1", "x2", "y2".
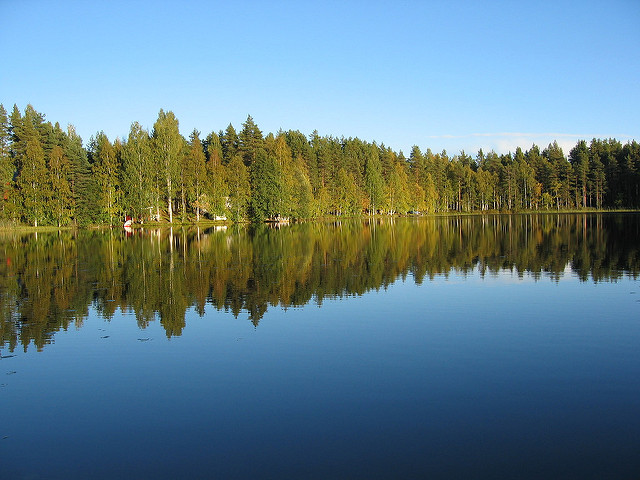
[{"x1": 1, "y1": 104, "x2": 639, "y2": 226}]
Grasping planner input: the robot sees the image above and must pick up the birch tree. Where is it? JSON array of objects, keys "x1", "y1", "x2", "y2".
[{"x1": 152, "y1": 110, "x2": 183, "y2": 223}]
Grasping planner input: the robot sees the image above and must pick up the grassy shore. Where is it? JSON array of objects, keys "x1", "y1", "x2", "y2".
[{"x1": 1, "y1": 209, "x2": 638, "y2": 232}]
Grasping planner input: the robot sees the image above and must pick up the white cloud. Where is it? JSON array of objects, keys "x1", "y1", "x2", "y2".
[{"x1": 422, "y1": 132, "x2": 636, "y2": 155}]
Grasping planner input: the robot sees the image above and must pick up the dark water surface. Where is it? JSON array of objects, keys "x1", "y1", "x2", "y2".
[{"x1": 1, "y1": 214, "x2": 639, "y2": 479}]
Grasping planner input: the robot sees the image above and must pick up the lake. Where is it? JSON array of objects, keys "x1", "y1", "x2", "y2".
[{"x1": 1, "y1": 214, "x2": 639, "y2": 479}]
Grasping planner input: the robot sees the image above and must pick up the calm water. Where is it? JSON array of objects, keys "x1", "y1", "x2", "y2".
[{"x1": 1, "y1": 214, "x2": 639, "y2": 479}]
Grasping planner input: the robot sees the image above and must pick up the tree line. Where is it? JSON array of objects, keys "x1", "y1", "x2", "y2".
[
  {"x1": 2, "y1": 214, "x2": 638, "y2": 351},
  {"x1": 1, "y1": 104, "x2": 639, "y2": 226}
]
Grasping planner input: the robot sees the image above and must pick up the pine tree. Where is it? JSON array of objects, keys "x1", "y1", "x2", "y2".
[
  {"x1": 66, "y1": 125, "x2": 97, "y2": 226},
  {"x1": 239, "y1": 115, "x2": 264, "y2": 166},
  {"x1": 342, "y1": 137, "x2": 365, "y2": 190},
  {"x1": 220, "y1": 124, "x2": 239, "y2": 164},
  {"x1": 601, "y1": 139, "x2": 622, "y2": 207},
  {"x1": 9, "y1": 105, "x2": 24, "y2": 156},
  {"x1": 205, "y1": 131, "x2": 223, "y2": 166},
  {"x1": 364, "y1": 144, "x2": 384, "y2": 214},
  {"x1": 620, "y1": 141, "x2": 639, "y2": 207},
  {"x1": 544, "y1": 141, "x2": 570, "y2": 209},
  {"x1": 525, "y1": 144, "x2": 546, "y2": 209},
  {"x1": 587, "y1": 140, "x2": 605, "y2": 209},
  {"x1": 408, "y1": 145, "x2": 425, "y2": 182},
  {"x1": 90, "y1": 132, "x2": 120, "y2": 224},
  {"x1": 250, "y1": 149, "x2": 281, "y2": 222},
  {"x1": 0, "y1": 104, "x2": 15, "y2": 220},
  {"x1": 569, "y1": 140, "x2": 590, "y2": 208}
]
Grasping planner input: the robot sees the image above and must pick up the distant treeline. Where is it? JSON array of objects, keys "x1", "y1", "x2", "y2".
[
  {"x1": 1, "y1": 104, "x2": 639, "y2": 226},
  {"x1": 1, "y1": 214, "x2": 638, "y2": 351}
]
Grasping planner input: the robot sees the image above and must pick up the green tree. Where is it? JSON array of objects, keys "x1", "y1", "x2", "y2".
[
  {"x1": 408, "y1": 145, "x2": 424, "y2": 181},
  {"x1": 12, "y1": 105, "x2": 45, "y2": 161},
  {"x1": 220, "y1": 124, "x2": 239, "y2": 164},
  {"x1": 588, "y1": 140, "x2": 606, "y2": 209},
  {"x1": 90, "y1": 132, "x2": 120, "y2": 225},
  {"x1": 408, "y1": 180, "x2": 426, "y2": 213},
  {"x1": 9, "y1": 105, "x2": 24, "y2": 157},
  {"x1": 177, "y1": 141, "x2": 189, "y2": 222},
  {"x1": 364, "y1": 145, "x2": 385, "y2": 214},
  {"x1": 227, "y1": 154, "x2": 250, "y2": 221},
  {"x1": 290, "y1": 154, "x2": 314, "y2": 219},
  {"x1": 0, "y1": 104, "x2": 15, "y2": 220},
  {"x1": 475, "y1": 168, "x2": 494, "y2": 211},
  {"x1": 620, "y1": 141, "x2": 639, "y2": 207},
  {"x1": 286, "y1": 130, "x2": 317, "y2": 192},
  {"x1": 335, "y1": 167, "x2": 360, "y2": 215},
  {"x1": 121, "y1": 122, "x2": 154, "y2": 221},
  {"x1": 447, "y1": 156, "x2": 465, "y2": 211},
  {"x1": 310, "y1": 131, "x2": 330, "y2": 189},
  {"x1": 431, "y1": 150, "x2": 451, "y2": 212},
  {"x1": 250, "y1": 149, "x2": 281, "y2": 222},
  {"x1": 152, "y1": 109, "x2": 183, "y2": 223},
  {"x1": 205, "y1": 132, "x2": 228, "y2": 218},
  {"x1": 525, "y1": 145, "x2": 546, "y2": 209},
  {"x1": 66, "y1": 125, "x2": 97, "y2": 226},
  {"x1": 601, "y1": 139, "x2": 622, "y2": 207},
  {"x1": 48, "y1": 145, "x2": 73, "y2": 226},
  {"x1": 569, "y1": 140, "x2": 590, "y2": 208},
  {"x1": 544, "y1": 141, "x2": 571, "y2": 209},
  {"x1": 386, "y1": 161, "x2": 410, "y2": 214},
  {"x1": 271, "y1": 133, "x2": 295, "y2": 218},
  {"x1": 205, "y1": 131, "x2": 223, "y2": 166},
  {"x1": 341, "y1": 137, "x2": 366, "y2": 190},
  {"x1": 11, "y1": 106, "x2": 47, "y2": 223},
  {"x1": 239, "y1": 115, "x2": 264, "y2": 166},
  {"x1": 423, "y1": 172, "x2": 438, "y2": 213},
  {"x1": 185, "y1": 129, "x2": 207, "y2": 222},
  {"x1": 17, "y1": 139, "x2": 49, "y2": 226}
]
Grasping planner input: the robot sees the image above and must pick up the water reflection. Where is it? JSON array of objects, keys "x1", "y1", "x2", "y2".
[{"x1": 1, "y1": 214, "x2": 638, "y2": 351}]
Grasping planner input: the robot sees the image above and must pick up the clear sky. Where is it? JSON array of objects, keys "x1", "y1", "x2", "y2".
[{"x1": 2, "y1": 0, "x2": 639, "y2": 156}]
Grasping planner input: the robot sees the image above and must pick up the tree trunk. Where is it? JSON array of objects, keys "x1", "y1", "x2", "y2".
[
  {"x1": 181, "y1": 187, "x2": 186, "y2": 222},
  {"x1": 167, "y1": 174, "x2": 173, "y2": 223}
]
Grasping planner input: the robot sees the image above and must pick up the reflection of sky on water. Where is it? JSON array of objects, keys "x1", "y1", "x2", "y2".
[
  {"x1": 3, "y1": 267, "x2": 640, "y2": 478},
  {"x1": 2, "y1": 216, "x2": 640, "y2": 478}
]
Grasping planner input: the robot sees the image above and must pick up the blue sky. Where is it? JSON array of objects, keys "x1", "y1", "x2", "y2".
[{"x1": 2, "y1": 0, "x2": 639, "y2": 155}]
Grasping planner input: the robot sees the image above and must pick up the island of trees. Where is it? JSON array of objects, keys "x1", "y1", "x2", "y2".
[{"x1": 1, "y1": 104, "x2": 639, "y2": 226}]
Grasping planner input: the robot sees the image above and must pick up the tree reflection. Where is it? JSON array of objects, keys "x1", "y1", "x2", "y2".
[{"x1": 1, "y1": 214, "x2": 638, "y2": 351}]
